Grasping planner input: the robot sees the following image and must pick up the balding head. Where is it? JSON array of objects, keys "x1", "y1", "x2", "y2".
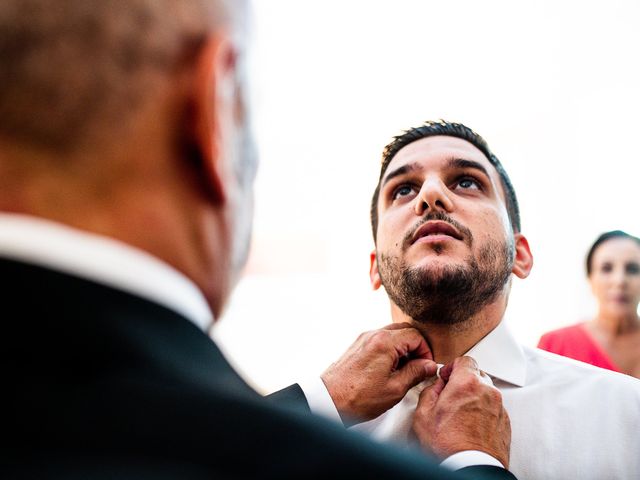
[
  {"x1": 0, "y1": 0, "x2": 242, "y2": 152},
  {"x1": 0, "y1": 0, "x2": 256, "y2": 320}
]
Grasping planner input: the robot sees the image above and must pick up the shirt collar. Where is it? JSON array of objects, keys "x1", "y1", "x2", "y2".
[
  {"x1": 0, "y1": 213, "x2": 214, "y2": 331},
  {"x1": 464, "y1": 319, "x2": 527, "y2": 387}
]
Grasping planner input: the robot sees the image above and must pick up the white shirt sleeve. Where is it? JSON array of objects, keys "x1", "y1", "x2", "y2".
[
  {"x1": 440, "y1": 450, "x2": 505, "y2": 470},
  {"x1": 297, "y1": 376, "x2": 343, "y2": 425}
]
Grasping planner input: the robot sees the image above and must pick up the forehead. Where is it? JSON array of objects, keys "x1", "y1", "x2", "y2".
[
  {"x1": 382, "y1": 135, "x2": 506, "y2": 199},
  {"x1": 594, "y1": 238, "x2": 640, "y2": 260},
  {"x1": 385, "y1": 136, "x2": 494, "y2": 178}
]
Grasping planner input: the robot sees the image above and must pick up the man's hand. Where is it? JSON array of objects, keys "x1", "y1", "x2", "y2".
[
  {"x1": 321, "y1": 323, "x2": 437, "y2": 426},
  {"x1": 412, "y1": 356, "x2": 511, "y2": 469}
]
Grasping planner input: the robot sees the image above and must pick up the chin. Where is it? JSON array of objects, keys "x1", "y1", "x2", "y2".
[
  {"x1": 414, "y1": 257, "x2": 466, "y2": 274},
  {"x1": 605, "y1": 304, "x2": 638, "y2": 317}
]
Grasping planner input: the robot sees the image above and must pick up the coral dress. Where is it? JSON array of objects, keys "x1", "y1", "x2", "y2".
[{"x1": 537, "y1": 323, "x2": 620, "y2": 372}]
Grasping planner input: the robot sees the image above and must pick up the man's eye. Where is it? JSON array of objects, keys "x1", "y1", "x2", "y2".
[
  {"x1": 392, "y1": 185, "x2": 414, "y2": 200},
  {"x1": 456, "y1": 177, "x2": 481, "y2": 190}
]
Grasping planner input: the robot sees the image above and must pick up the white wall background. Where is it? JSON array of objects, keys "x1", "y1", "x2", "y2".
[{"x1": 213, "y1": 0, "x2": 640, "y2": 393}]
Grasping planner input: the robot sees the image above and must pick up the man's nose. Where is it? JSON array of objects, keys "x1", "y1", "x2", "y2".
[{"x1": 414, "y1": 177, "x2": 454, "y2": 216}]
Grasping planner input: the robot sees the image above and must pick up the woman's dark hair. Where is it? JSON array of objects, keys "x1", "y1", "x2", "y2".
[{"x1": 586, "y1": 230, "x2": 640, "y2": 276}]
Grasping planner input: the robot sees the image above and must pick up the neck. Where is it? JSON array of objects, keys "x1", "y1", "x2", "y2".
[
  {"x1": 391, "y1": 296, "x2": 507, "y2": 364},
  {"x1": 593, "y1": 308, "x2": 640, "y2": 336},
  {"x1": 0, "y1": 142, "x2": 229, "y2": 318}
]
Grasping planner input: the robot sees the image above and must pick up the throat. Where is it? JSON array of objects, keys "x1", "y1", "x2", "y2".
[
  {"x1": 390, "y1": 301, "x2": 505, "y2": 364},
  {"x1": 413, "y1": 322, "x2": 484, "y2": 364}
]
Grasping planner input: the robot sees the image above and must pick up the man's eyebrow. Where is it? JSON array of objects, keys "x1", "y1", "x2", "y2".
[
  {"x1": 381, "y1": 158, "x2": 491, "y2": 188},
  {"x1": 381, "y1": 163, "x2": 421, "y2": 188},
  {"x1": 448, "y1": 158, "x2": 491, "y2": 178}
]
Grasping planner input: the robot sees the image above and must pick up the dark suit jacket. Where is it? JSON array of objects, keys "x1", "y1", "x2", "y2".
[{"x1": 0, "y1": 257, "x2": 515, "y2": 479}]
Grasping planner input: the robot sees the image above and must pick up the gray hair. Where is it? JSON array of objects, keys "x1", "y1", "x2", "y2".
[{"x1": 0, "y1": 0, "x2": 232, "y2": 152}]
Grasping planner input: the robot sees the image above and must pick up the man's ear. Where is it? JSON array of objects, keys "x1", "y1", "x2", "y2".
[
  {"x1": 369, "y1": 250, "x2": 382, "y2": 290},
  {"x1": 191, "y1": 33, "x2": 239, "y2": 206},
  {"x1": 512, "y1": 233, "x2": 534, "y2": 279}
]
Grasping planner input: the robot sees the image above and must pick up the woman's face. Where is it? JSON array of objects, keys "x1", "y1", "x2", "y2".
[{"x1": 589, "y1": 238, "x2": 640, "y2": 317}]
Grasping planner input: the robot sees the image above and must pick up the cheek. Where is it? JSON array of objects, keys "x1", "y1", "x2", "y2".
[
  {"x1": 378, "y1": 212, "x2": 412, "y2": 250},
  {"x1": 474, "y1": 210, "x2": 507, "y2": 243},
  {"x1": 475, "y1": 202, "x2": 511, "y2": 235},
  {"x1": 375, "y1": 226, "x2": 396, "y2": 252},
  {"x1": 628, "y1": 276, "x2": 640, "y2": 294},
  {"x1": 475, "y1": 204, "x2": 506, "y2": 228},
  {"x1": 589, "y1": 276, "x2": 608, "y2": 296}
]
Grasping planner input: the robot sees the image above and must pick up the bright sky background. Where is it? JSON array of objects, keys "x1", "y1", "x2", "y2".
[{"x1": 213, "y1": 0, "x2": 640, "y2": 393}]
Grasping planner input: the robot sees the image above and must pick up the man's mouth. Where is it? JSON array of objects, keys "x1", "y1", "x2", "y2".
[{"x1": 411, "y1": 221, "x2": 463, "y2": 244}]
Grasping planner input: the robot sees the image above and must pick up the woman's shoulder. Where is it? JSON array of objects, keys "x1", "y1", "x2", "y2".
[
  {"x1": 541, "y1": 322, "x2": 587, "y2": 337},
  {"x1": 538, "y1": 322, "x2": 588, "y2": 348}
]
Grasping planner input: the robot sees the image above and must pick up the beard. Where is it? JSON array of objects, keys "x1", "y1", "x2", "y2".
[{"x1": 377, "y1": 237, "x2": 514, "y2": 326}]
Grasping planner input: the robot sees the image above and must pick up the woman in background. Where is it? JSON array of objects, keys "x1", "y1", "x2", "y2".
[{"x1": 538, "y1": 230, "x2": 640, "y2": 378}]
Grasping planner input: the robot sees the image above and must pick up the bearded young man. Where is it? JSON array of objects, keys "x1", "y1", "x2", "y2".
[{"x1": 306, "y1": 121, "x2": 640, "y2": 480}]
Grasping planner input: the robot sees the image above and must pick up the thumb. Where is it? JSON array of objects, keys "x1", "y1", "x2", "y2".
[{"x1": 393, "y1": 358, "x2": 437, "y2": 391}]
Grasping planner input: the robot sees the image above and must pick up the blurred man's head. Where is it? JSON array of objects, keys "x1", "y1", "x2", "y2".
[
  {"x1": 0, "y1": 0, "x2": 256, "y2": 319},
  {"x1": 368, "y1": 121, "x2": 532, "y2": 326}
]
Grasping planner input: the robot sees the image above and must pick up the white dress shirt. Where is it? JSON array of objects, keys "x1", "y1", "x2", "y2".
[
  {"x1": 340, "y1": 320, "x2": 640, "y2": 480},
  {"x1": 0, "y1": 213, "x2": 213, "y2": 329}
]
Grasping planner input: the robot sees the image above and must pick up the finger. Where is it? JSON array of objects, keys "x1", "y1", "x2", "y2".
[
  {"x1": 381, "y1": 322, "x2": 415, "y2": 331},
  {"x1": 449, "y1": 355, "x2": 480, "y2": 375},
  {"x1": 389, "y1": 328, "x2": 433, "y2": 360},
  {"x1": 384, "y1": 324, "x2": 434, "y2": 361},
  {"x1": 446, "y1": 356, "x2": 496, "y2": 389},
  {"x1": 438, "y1": 362, "x2": 453, "y2": 383},
  {"x1": 424, "y1": 360, "x2": 438, "y2": 378},
  {"x1": 393, "y1": 358, "x2": 438, "y2": 391},
  {"x1": 439, "y1": 356, "x2": 479, "y2": 383},
  {"x1": 457, "y1": 355, "x2": 480, "y2": 370},
  {"x1": 416, "y1": 376, "x2": 445, "y2": 411},
  {"x1": 478, "y1": 370, "x2": 495, "y2": 387}
]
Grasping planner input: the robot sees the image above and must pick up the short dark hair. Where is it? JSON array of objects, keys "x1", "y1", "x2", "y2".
[
  {"x1": 370, "y1": 120, "x2": 521, "y2": 242},
  {"x1": 586, "y1": 230, "x2": 640, "y2": 276}
]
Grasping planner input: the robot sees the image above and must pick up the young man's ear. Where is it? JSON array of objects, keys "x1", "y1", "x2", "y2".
[
  {"x1": 191, "y1": 33, "x2": 239, "y2": 205},
  {"x1": 512, "y1": 233, "x2": 534, "y2": 279},
  {"x1": 369, "y1": 250, "x2": 382, "y2": 290}
]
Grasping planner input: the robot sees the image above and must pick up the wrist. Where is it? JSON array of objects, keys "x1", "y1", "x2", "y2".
[{"x1": 320, "y1": 373, "x2": 359, "y2": 426}]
